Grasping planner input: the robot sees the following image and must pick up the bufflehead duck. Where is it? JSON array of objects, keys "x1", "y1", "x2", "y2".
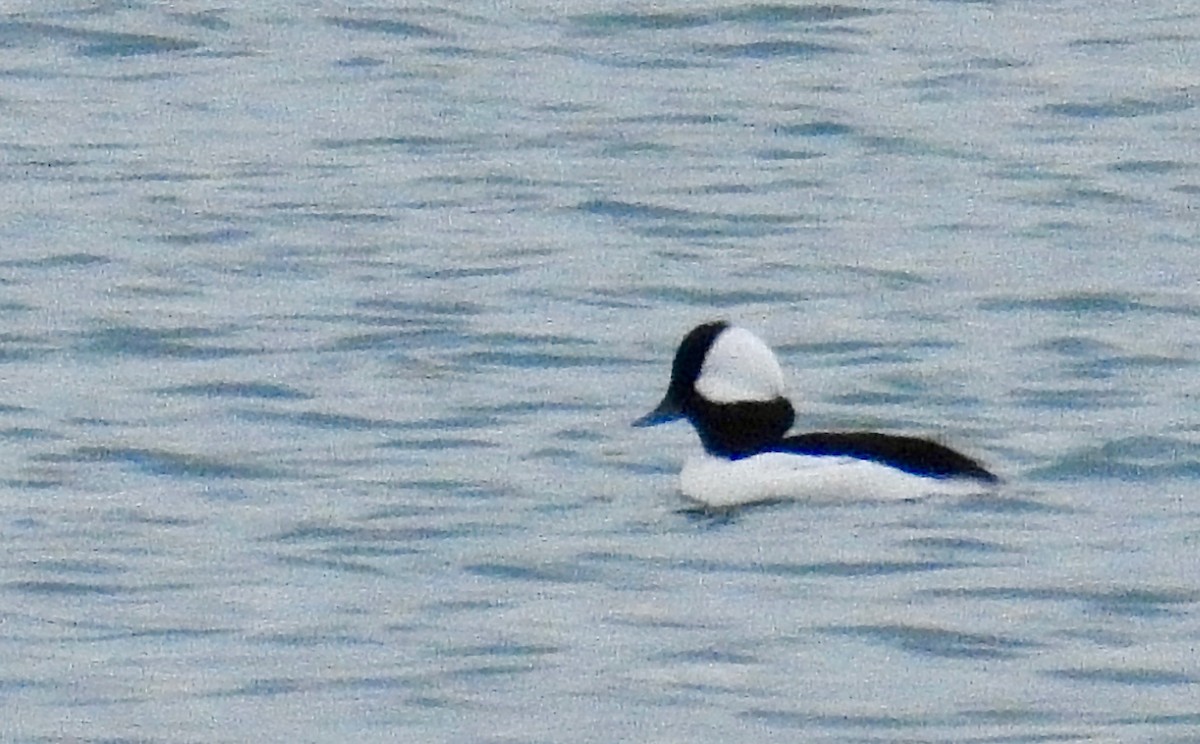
[{"x1": 634, "y1": 321, "x2": 998, "y2": 508}]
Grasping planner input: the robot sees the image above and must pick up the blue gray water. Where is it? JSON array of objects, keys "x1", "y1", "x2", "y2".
[{"x1": 1, "y1": 2, "x2": 1198, "y2": 742}]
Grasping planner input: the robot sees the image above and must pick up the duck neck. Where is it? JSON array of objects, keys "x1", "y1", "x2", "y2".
[{"x1": 688, "y1": 397, "x2": 795, "y2": 459}]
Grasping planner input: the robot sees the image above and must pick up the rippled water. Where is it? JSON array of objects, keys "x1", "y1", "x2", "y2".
[{"x1": 1, "y1": 2, "x2": 1198, "y2": 742}]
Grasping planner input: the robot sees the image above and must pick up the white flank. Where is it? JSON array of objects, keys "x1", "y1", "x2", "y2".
[
  {"x1": 679, "y1": 451, "x2": 995, "y2": 509},
  {"x1": 694, "y1": 327, "x2": 786, "y2": 404}
]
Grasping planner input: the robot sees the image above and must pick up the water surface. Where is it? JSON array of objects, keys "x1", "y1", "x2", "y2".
[{"x1": 1, "y1": 2, "x2": 1198, "y2": 742}]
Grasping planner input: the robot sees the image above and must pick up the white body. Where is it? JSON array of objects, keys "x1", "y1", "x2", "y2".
[{"x1": 680, "y1": 451, "x2": 995, "y2": 509}]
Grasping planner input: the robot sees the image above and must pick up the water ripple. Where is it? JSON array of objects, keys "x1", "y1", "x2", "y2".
[
  {"x1": 823, "y1": 623, "x2": 1041, "y2": 659},
  {"x1": 75, "y1": 325, "x2": 253, "y2": 359},
  {"x1": 694, "y1": 40, "x2": 846, "y2": 59},
  {"x1": 1027, "y1": 437, "x2": 1200, "y2": 481},
  {"x1": 324, "y1": 16, "x2": 443, "y2": 38},
  {"x1": 980, "y1": 292, "x2": 1200, "y2": 317},
  {"x1": 919, "y1": 586, "x2": 1198, "y2": 618},
  {"x1": 464, "y1": 562, "x2": 600, "y2": 584},
  {"x1": 1047, "y1": 667, "x2": 1197, "y2": 686},
  {"x1": 45, "y1": 446, "x2": 281, "y2": 480},
  {"x1": 1040, "y1": 90, "x2": 1195, "y2": 118},
  {"x1": 157, "y1": 381, "x2": 313, "y2": 400},
  {"x1": 0, "y1": 21, "x2": 203, "y2": 58}
]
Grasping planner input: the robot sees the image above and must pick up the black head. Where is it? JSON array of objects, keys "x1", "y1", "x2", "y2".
[{"x1": 633, "y1": 320, "x2": 728, "y2": 427}]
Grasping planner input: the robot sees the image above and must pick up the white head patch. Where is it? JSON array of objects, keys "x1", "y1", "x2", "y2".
[{"x1": 694, "y1": 326, "x2": 786, "y2": 404}]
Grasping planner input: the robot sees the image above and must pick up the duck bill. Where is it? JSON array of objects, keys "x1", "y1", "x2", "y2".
[{"x1": 632, "y1": 396, "x2": 683, "y2": 427}]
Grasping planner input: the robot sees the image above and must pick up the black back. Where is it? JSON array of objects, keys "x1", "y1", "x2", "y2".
[{"x1": 773, "y1": 431, "x2": 998, "y2": 482}]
